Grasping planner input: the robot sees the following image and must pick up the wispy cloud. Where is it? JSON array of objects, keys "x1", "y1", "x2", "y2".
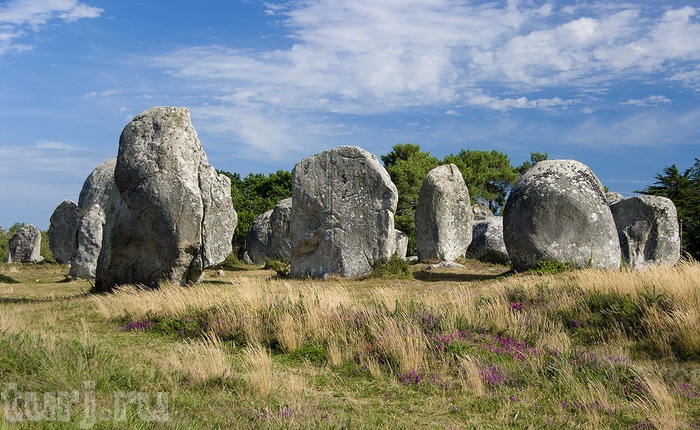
[
  {"x1": 0, "y1": 0, "x2": 103, "y2": 55},
  {"x1": 620, "y1": 95, "x2": 672, "y2": 106},
  {"x1": 84, "y1": 90, "x2": 120, "y2": 98},
  {"x1": 152, "y1": 2, "x2": 700, "y2": 111},
  {"x1": 142, "y1": 1, "x2": 700, "y2": 160}
]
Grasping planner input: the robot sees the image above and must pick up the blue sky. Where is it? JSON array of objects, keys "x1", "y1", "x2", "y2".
[{"x1": 1, "y1": 0, "x2": 699, "y2": 229}]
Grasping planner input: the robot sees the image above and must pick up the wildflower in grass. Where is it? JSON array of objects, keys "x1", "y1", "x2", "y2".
[
  {"x1": 509, "y1": 301, "x2": 525, "y2": 312},
  {"x1": 480, "y1": 366, "x2": 505, "y2": 387},
  {"x1": 397, "y1": 368, "x2": 423, "y2": 385},
  {"x1": 120, "y1": 319, "x2": 155, "y2": 331},
  {"x1": 675, "y1": 382, "x2": 699, "y2": 399}
]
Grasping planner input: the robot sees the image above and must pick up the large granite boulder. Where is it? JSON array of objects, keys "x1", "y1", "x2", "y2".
[
  {"x1": 610, "y1": 195, "x2": 680, "y2": 269},
  {"x1": 95, "y1": 106, "x2": 237, "y2": 290},
  {"x1": 290, "y1": 146, "x2": 398, "y2": 279},
  {"x1": 415, "y1": 164, "x2": 473, "y2": 262},
  {"x1": 246, "y1": 210, "x2": 273, "y2": 265},
  {"x1": 503, "y1": 160, "x2": 621, "y2": 271},
  {"x1": 48, "y1": 200, "x2": 80, "y2": 264},
  {"x1": 466, "y1": 217, "x2": 509, "y2": 265},
  {"x1": 269, "y1": 197, "x2": 292, "y2": 261},
  {"x1": 6, "y1": 224, "x2": 43, "y2": 263}
]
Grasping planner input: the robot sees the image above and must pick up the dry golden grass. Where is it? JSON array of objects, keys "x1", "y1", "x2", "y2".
[
  {"x1": 163, "y1": 333, "x2": 231, "y2": 384},
  {"x1": 241, "y1": 342, "x2": 275, "y2": 399},
  {"x1": 6, "y1": 261, "x2": 700, "y2": 428},
  {"x1": 457, "y1": 354, "x2": 486, "y2": 396}
]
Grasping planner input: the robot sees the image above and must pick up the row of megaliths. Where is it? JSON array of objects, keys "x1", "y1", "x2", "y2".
[{"x1": 47, "y1": 106, "x2": 681, "y2": 290}]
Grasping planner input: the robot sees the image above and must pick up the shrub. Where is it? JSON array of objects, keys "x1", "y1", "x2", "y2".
[
  {"x1": 528, "y1": 260, "x2": 574, "y2": 275},
  {"x1": 264, "y1": 259, "x2": 290, "y2": 277},
  {"x1": 367, "y1": 255, "x2": 413, "y2": 279}
]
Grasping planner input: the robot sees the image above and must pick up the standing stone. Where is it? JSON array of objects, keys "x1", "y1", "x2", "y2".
[
  {"x1": 610, "y1": 195, "x2": 680, "y2": 269},
  {"x1": 392, "y1": 230, "x2": 409, "y2": 259},
  {"x1": 6, "y1": 224, "x2": 43, "y2": 263},
  {"x1": 466, "y1": 217, "x2": 510, "y2": 265},
  {"x1": 269, "y1": 197, "x2": 292, "y2": 261},
  {"x1": 246, "y1": 210, "x2": 273, "y2": 265},
  {"x1": 79, "y1": 158, "x2": 118, "y2": 209},
  {"x1": 415, "y1": 164, "x2": 473, "y2": 262},
  {"x1": 290, "y1": 146, "x2": 398, "y2": 279},
  {"x1": 503, "y1": 159, "x2": 621, "y2": 271},
  {"x1": 95, "y1": 106, "x2": 237, "y2": 290},
  {"x1": 49, "y1": 200, "x2": 80, "y2": 264},
  {"x1": 70, "y1": 205, "x2": 105, "y2": 278}
]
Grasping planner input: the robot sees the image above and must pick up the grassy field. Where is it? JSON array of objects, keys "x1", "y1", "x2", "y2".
[{"x1": 2, "y1": 259, "x2": 700, "y2": 429}]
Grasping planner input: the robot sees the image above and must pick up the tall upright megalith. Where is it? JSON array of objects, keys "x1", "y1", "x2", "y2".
[
  {"x1": 290, "y1": 146, "x2": 398, "y2": 279},
  {"x1": 503, "y1": 159, "x2": 621, "y2": 271},
  {"x1": 95, "y1": 106, "x2": 237, "y2": 290},
  {"x1": 415, "y1": 164, "x2": 473, "y2": 262}
]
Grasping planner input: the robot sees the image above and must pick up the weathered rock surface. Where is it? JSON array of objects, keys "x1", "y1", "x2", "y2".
[
  {"x1": 415, "y1": 164, "x2": 473, "y2": 262},
  {"x1": 70, "y1": 205, "x2": 105, "y2": 278},
  {"x1": 290, "y1": 146, "x2": 397, "y2": 279},
  {"x1": 48, "y1": 200, "x2": 80, "y2": 264},
  {"x1": 610, "y1": 195, "x2": 680, "y2": 269},
  {"x1": 393, "y1": 230, "x2": 409, "y2": 259},
  {"x1": 605, "y1": 192, "x2": 624, "y2": 205},
  {"x1": 48, "y1": 159, "x2": 119, "y2": 275},
  {"x1": 472, "y1": 203, "x2": 493, "y2": 221},
  {"x1": 246, "y1": 210, "x2": 273, "y2": 265},
  {"x1": 95, "y1": 106, "x2": 237, "y2": 290},
  {"x1": 466, "y1": 217, "x2": 509, "y2": 265},
  {"x1": 79, "y1": 158, "x2": 118, "y2": 209},
  {"x1": 503, "y1": 159, "x2": 621, "y2": 271},
  {"x1": 6, "y1": 224, "x2": 43, "y2": 263},
  {"x1": 269, "y1": 197, "x2": 292, "y2": 261},
  {"x1": 245, "y1": 197, "x2": 293, "y2": 265}
]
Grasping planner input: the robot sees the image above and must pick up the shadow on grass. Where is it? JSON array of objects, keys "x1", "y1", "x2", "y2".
[
  {"x1": 0, "y1": 292, "x2": 91, "y2": 304},
  {"x1": 0, "y1": 274, "x2": 19, "y2": 284},
  {"x1": 412, "y1": 269, "x2": 515, "y2": 283}
]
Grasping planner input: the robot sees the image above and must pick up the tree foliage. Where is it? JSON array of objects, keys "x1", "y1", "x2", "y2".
[
  {"x1": 635, "y1": 159, "x2": 700, "y2": 259},
  {"x1": 443, "y1": 149, "x2": 519, "y2": 213},
  {"x1": 219, "y1": 170, "x2": 292, "y2": 257},
  {"x1": 381, "y1": 143, "x2": 440, "y2": 254},
  {"x1": 516, "y1": 151, "x2": 548, "y2": 175}
]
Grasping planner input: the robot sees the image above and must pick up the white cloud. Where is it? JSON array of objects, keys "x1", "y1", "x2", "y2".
[
  {"x1": 153, "y1": 3, "x2": 699, "y2": 113},
  {"x1": 0, "y1": 0, "x2": 103, "y2": 55},
  {"x1": 142, "y1": 1, "x2": 700, "y2": 159},
  {"x1": 620, "y1": 95, "x2": 672, "y2": 106},
  {"x1": 84, "y1": 90, "x2": 120, "y2": 98}
]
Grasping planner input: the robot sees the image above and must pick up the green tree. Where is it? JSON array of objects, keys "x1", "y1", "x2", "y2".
[
  {"x1": 219, "y1": 170, "x2": 292, "y2": 257},
  {"x1": 443, "y1": 149, "x2": 519, "y2": 213},
  {"x1": 635, "y1": 159, "x2": 700, "y2": 259},
  {"x1": 381, "y1": 143, "x2": 440, "y2": 255},
  {"x1": 516, "y1": 151, "x2": 548, "y2": 175}
]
